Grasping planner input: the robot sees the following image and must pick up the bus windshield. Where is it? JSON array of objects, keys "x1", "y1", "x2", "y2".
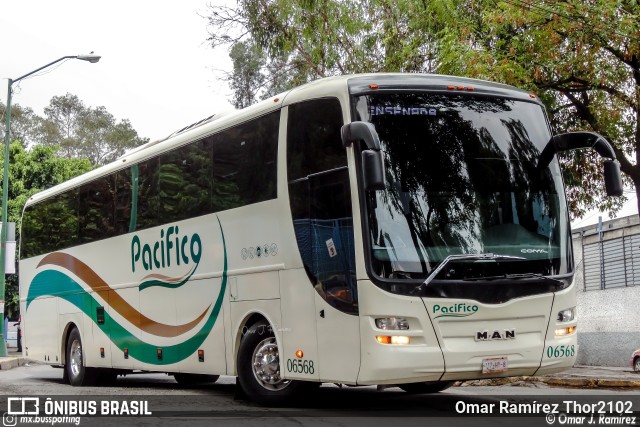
[{"x1": 353, "y1": 93, "x2": 571, "y2": 283}]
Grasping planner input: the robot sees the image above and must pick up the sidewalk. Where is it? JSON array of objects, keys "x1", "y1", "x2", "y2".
[
  {"x1": 0, "y1": 349, "x2": 28, "y2": 370},
  {"x1": 2, "y1": 350, "x2": 639, "y2": 388},
  {"x1": 460, "y1": 366, "x2": 640, "y2": 388}
]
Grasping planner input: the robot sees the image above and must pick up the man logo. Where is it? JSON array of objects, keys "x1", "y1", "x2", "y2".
[{"x1": 476, "y1": 329, "x2": 516, "y2": 341}]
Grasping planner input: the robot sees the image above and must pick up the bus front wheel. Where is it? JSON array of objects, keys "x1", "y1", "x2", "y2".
[
  {"x1": 65, "y1": 328, "x2": 97, "y2": 386},
  {"x1": 237, "y1": 320, "x2": 303, "y2": 403}
]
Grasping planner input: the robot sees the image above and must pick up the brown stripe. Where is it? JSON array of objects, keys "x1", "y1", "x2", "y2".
[{"x1": 38, "y1": 252, "x2": 210, "y2": 337}]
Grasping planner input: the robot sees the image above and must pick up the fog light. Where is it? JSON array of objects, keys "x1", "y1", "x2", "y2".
[
  {"x1": 557, "y1": 307, "x2": 576, "y2": 323},
  {"x1": 555, "y1": 326, "x2": 576, "y2": 336},
  {"x1": 376, "y1": 335, "x2": 410, "y2": 345},
  {"x1": 375, "y1": 317, "x2": 409, "y2": 330}
]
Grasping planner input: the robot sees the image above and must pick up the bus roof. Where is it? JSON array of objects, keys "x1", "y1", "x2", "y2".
[{"x1": 24, "y1": 73, "x2": 539, "y2": 207}]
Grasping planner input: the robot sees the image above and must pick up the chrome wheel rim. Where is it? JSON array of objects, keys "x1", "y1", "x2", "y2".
[
  {"x1": 251, "y1": 337, "x2": 290, "y2": 391},
  {"x1": 70, "y1": 339, "x2": 82, "y2": 377}
]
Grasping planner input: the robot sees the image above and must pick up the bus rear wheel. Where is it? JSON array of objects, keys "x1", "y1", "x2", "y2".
[
  {"x1": 65, "y1": 327, "x2": 97, "y2": 386},
  {"x1": 398, "y1": 381, "x2": 453, "y2": 394},
  {"x1": 237, "y1": 320, "x2": 304, "y2": 403}
]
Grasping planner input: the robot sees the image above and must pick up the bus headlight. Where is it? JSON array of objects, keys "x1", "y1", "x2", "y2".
[
  {"x1": 557, "y1": 307, "x2": 575, "y2": 323},
  {"x1": 376, "y1": 335, "x2": 411, "y2": 345},
  {"x1": 555, "y1": 326, "x2": 576, "y2": 337},
  {"x1": 375, "y1": 317, "x2": 409, "y2": 330}
]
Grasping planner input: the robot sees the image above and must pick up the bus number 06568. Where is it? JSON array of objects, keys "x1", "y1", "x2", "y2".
[{"x1": 286, "y1": 358, "x2": 315, "y2": 374}]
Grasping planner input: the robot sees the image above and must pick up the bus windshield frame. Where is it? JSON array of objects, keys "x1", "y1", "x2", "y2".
[{"x1": 351, "y1": 91, "x2": 573, "y2": 297}]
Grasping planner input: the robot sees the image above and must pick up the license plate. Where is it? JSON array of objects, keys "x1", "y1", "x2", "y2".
[{"x1": 482, "y1": 357, "x2": 508, "y2": 374}]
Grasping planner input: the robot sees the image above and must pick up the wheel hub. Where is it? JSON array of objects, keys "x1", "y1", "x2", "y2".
[
  {"x1": 251, "y1": 337, "x2": 290, "y2": 391},
  {"x1": 70, "y1": 339, "x2": 82, "y2": 377}
]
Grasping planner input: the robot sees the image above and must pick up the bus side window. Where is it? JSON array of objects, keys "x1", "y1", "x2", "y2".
[{"x1": 287, "y1": 98, "x2": 358, "y2": 315}]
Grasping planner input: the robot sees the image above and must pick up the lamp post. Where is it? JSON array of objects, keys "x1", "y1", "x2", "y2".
[{"x1": 0, "y1": 54, "x2": 100, "y2": 357}]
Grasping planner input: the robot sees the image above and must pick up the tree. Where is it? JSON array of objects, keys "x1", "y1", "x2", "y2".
[
  {"x1": 227, "y1": 40, "x2": 267, "y2": 108},
  {"x1": 1, "y1": 142, "x2": 93, "y2": 317},
  {"x1": 0, "y1": 103, "x2": 44, "y2": 148},
  {"x1": 206, "y1": 0, "x2": 447, "y2": 98},
  {"x1": 206, "y1": 0, "x2": 639, "y2": 219},
  {"x1": 41, "y1": 93, "x2": 149, "y2": 165},
  {"x1": 436, "y1": 0, "x2": 639, "y2": 218}
]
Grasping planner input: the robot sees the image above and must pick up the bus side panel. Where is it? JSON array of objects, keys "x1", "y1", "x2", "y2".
[
  {"x1": 23, "y1": 297, "x2": 59, "y2": 364},
  {"x1": 174, "y1": 276, "x2": 227, "y2": 375},
  {"x1": 108, "y1": 287, "x2": 138, "y2": 370},
  {"x1": 279, "y1": 268, "x2": 320, "y2": 381},
  {"x1": 315, "y1": 293, "x2": 360, "y2": 383},
  {"x1": 88, "y1": 291, "x2": 112, "y2": 368}
]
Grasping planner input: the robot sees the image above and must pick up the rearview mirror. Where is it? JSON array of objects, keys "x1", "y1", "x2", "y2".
[
  {"x1": 538, "y1": 131, "x2": 623, "y2": 197},
  {"x1": 603, "y1": 159, "x2": 623, "y2": 197},
  {"x1": 342, "y1": 121, "x2": 386, "y2": 191},
  {"x1": 362, "y1": 150, "x2": 385, "y2": 191}
]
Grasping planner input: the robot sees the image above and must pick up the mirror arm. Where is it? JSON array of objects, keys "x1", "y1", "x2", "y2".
[
  {"x1": 341, "y1": 122, "x2": 381, "y2": 151},
  {"x1": 538, "y1": 131, "x2": 617, "y2": 169}
]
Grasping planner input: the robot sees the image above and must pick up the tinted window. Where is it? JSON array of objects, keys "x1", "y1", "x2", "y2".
[
  {"x1": 21, "y1": 190, "x2": 79, "y2": 258},
  {"x1": 21, "y1": 110, "x2": 280, "y2": 259},
  {"x1": 287, "y1": 98, "x2": 357, "y2": 314}
]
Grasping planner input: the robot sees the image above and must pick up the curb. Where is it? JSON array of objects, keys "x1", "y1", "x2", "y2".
[
  {"x1": 0, "y1": 357, "x2": 28, "y2": 371},
  {"x1": 459, "y1": 375, "x2": 640, "y2": 388}
]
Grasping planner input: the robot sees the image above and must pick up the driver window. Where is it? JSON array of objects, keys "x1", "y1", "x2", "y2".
[{"x1": 287, "y1": 98, "x2": 358, "y2": 315}]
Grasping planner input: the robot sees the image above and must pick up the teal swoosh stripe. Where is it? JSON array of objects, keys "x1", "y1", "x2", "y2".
[
  {"x1": 26, "y1": 219, "x2": 227, "y2": 365},
  {"x1": 138, "y1": 265, "x2": 198, "y2": 291}
]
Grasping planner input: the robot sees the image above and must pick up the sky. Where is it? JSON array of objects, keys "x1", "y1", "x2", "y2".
[
  {"x1": 571, "y1": 192, "x2": 638, "y2": 229},
  {"x1": 0, "y1": 1, "x2": 234, "y2": 142},
  {"x1": 1, "y1": 1, "x2": 637, "y2": 227}
]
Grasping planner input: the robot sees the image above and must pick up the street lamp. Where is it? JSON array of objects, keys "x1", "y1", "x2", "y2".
[{"x1": 0, "y1": 53, "x2": 101, "y2": 357}]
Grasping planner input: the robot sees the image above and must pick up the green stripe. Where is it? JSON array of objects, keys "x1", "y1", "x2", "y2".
[
  {"x1": 138, "y1": 265, "x2": 198, "y2": 291},
  {"x1": 27, "y1": 219, "x2": 227, "y2": 365}
]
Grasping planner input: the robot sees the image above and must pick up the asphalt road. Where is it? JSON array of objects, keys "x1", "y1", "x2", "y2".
[{"x1": 1, "y1": 363, "x2": 639, "y2": 427}]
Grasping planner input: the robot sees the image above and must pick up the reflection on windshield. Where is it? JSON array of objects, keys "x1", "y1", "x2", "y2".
[{"x1": 354, "y1": 94, "x2": 571, "y2": 282}]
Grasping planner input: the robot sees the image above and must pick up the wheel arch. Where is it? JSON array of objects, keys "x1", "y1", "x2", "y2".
[
  {"x1": 60, "y1": 322, "x2": 80, "y2": 366},
  {"x1": 233, "y1": 311, "x2": 279, "y2": 372}
]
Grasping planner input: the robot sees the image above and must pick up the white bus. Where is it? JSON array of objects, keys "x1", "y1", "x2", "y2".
[{"x1": 19, "y1": 74, "x2": 622, "y2": 403}]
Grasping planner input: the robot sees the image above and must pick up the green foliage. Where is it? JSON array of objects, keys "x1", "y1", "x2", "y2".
[
  {"x1": 207, "y1": 0, "x2": 451, "y2": 99},
  {"x1": 207, "y1": 0, "x2": 640, "y2": 219},
  {"x1": 0, "y1": 142, "x2": 92, "y2": 316},
  {"x1": 40, "y1": 94, "x2": 149, "y2": 165},
  {"x1": 436, "y1": 0, "x2": 639, "y2": 218},
  {"x1": 0, "y1": 92, "x2": 147, "y2": 316}
]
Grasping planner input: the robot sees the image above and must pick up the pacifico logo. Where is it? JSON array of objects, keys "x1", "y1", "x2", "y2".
[
  {"x1": 432, "y1": 303, "x2": 479, "y2": 319},
  {"x1": 131, "y1": 226, "x2": 202, "y2": 273}
]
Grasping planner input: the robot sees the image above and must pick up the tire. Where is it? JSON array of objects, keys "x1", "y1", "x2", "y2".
[
  {"x1": 174, "y1": 373, "x2": 220, "y2": 385},
  {"x1": 634, "y1": 357, "x2": 640, "y2": 372},
  {"x1": 65, "y1": 328, "x2": 98, "y2": 386},
  {"x1": 236, "y1": 320, "x2": 305, "y2": 403},
  {"x1": 398, "y1": 381, "x2": 453, "y2": 394}
]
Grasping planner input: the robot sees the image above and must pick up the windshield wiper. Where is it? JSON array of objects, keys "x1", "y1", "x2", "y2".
[
  {"x1": 411, "y1": 253, "x2": 525, "y2": 295},
  {"x1": 483, "y1": 272, "x2": 565, "y2": 287}
]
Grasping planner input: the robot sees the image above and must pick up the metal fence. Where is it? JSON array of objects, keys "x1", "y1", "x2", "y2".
[{"x1": 582, "y1": 234, "x2": 640, "y2": 290}]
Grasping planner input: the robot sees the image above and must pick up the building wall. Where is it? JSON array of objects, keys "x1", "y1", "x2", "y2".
[{"x1": 572, "y1": 215, "x2": 640, "y2": 367}]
